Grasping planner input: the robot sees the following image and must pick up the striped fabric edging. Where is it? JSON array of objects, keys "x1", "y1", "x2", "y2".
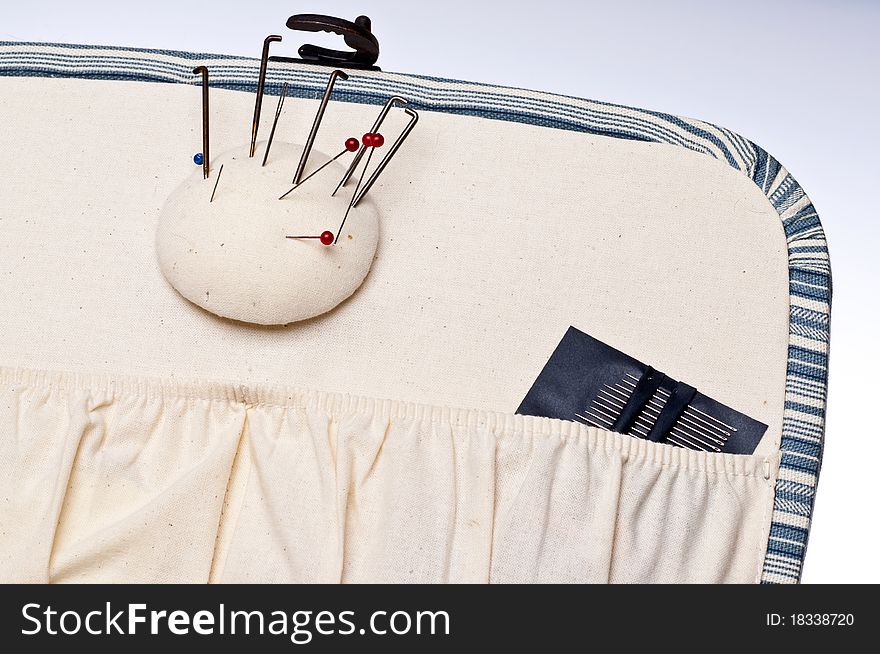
[{"x1": 0, "y1": 41, "x2": 831, "y2": 584}]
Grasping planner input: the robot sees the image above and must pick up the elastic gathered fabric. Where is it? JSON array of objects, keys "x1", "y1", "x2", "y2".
[{"x1": 0, "y1": 368, "x2": 775, "y2": 584}]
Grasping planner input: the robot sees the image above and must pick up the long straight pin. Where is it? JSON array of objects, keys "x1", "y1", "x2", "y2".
[
  {"x1": 261, "y1": 82, "x2": 289, "y2": 166},
  {"x1": 686, "y1": 406, "x2": 737, "y2": 431},
  {"x1": 332, "y1": 95, "x2": 408, "y2": 196},
  {"x1": 581, "y1": 411, "x2": 613, "y2": 428},
  {"x1": 667, "y1": 435, "x2": 696, "y2": 450},
  {"x1": 666, "y1": 433, "x2": 693, "y2": 449},
  {"x1": 582, "y1": 411, "x2": 612, "y2": 426},
  {"x1": 334, "y1": 132, "x2": 383, "y2": 244},
  {"x1": 614, "y1": 385, "x2": 635, "y2": 399},
  {"x1": 595, "y1": 402, "x2": 624, "y2": 418},
  {"x1": 584, "y1": 407, "x2": 614, "y2": 425},
  {"x1": 286, "y1": 231, "x2": 335, "y2": 246},
  {"x1": 594, "y1": 404, "x2": 623, "y2": 421},
  {"x1": 668, "y1": 430, "x2": 708, "y2": 451},
  {"x1": 292, "y1": 69, "x2": 349, "y2": 185},
  {"x1": 641, "y1": 380, "x2": 737, "y2": 432},
  {"x1": 677, "y1": 431, "x2": 723, "y2": 452},
  {"x1": 642, "y1": 402, "x2": 723, "y2": 446},
  {"x1": 595, "y1": 396, "x2": 625, "y2": 415},
  {"x1": 672, "y1": 428, "x2": 713, "y2": 451},
  {"x1": 672, "y1": 429, "x2": 717, "y2": 452},
  {"x1": 250, "y1": 35, "x2": 282, "y2": 158},
  {"x1": 674, "y1": 421, "x2": 726, "y2": 447},
  {"x1": 351, "y1": 108, "x2": 419, "y2": 207},
  {"x1": 594, "y1": 401, "x2": 624, "y2": 420},
  {"x1": 678, "y1": 411, "x2": 730, "y2": 436},
  {"x1": 679, "y1": 413, "x2": 730, "y2": 438},
  {"x1": 632, "y1": 406, "x2": 703, "y2": 444},
  {"x1": 582, "y1": 417, "x2": 611, "y2": 429},
  {"x1": 635, "y1": 414, "x2": 655, "y2": 428},
  {"x1": 209, "y1": 164, "x2": 224, "y2": 203},
  {"x1": 637, "y1": 404, "x2": 724, "y2": 448},
  {"x1": 634, "y1": 416, "x2": 656, "y2": 431},
  {"x1": 588, "y1": 403, "x2": 619, "y2": 423},
  {"x1": 596, "y1": 393, "x2": 625, "y2": 410},
  {"x1": 673, "y1": 421, "x2": 722, "y2": 446},
  {"x1": 603, "y1": 384, "x2": 631, "y2": 401},
  {"x1": 667, "y1": 434, "x2": 699, "y2": 450},
  {"x1": 279, "y1": 138, "x2": 360, "y2": 200},
  {"x1": 633, "y1": 424, "x2": 653, "y2": 437},
  {"x1": 598, "y1": 388, "x2": 627, "y2": 405},
  {"x1": 630, "y1": 425, "x2": 650, "y2": 438},
  {"x1": 593, "y1": 396, "x2": 624, "y2": 415},
  {"x1": 575, "y1": 413, "x2": 606, "y2": 428},
  {"x1": 622, "y1": 372, "x2": 735, "y2": 433},
  {"x1": 193, "y1": 66, "x2": 210, "y2": 179}
]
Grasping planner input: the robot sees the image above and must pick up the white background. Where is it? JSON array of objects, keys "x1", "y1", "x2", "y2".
[{"x1": 2, "y1": 0, "x2": 878, "y2": 583}]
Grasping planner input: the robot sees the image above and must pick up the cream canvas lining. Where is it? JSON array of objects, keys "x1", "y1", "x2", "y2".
[{"x1": 0, "y1": 76, "x2": 790, "y2": 583}]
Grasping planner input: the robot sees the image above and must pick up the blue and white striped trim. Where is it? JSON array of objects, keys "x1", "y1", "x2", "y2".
[{"x1": 0, "y1": 42, "x2": 830, "y2": 584}]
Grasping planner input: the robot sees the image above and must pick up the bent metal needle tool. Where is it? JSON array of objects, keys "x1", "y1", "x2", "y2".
[
  {"x1": 350, "y1": 107, "x2": 419, "y2": 208},
  {"x1": 332, "y1": 95, "x2": 408, "y2": 196},
  {"x1": 249, "y1": 34, "x2": 282, "y2": 158},
  {"x1": 292, "y1": 69, "x2": 349, "y2": 185},
  {"x1": 192, "y1": 65, "x2": 210, "y2": 179}
]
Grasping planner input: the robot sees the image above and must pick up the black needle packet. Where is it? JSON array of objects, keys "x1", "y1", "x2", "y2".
[{"x1": 517, "y1": 326, "x2": 767, "y2": 454}]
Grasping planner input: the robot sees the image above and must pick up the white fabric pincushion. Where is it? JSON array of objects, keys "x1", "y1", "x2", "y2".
[{"x1": 156, "y1": 142, "x2": 379, "y2": 325}]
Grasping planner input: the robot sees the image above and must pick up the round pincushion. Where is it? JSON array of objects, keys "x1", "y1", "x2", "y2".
[{"x1": 156, "y1": 142, "x2": 379, "y2": 325}]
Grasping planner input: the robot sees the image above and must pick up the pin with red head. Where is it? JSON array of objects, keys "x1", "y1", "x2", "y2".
[
  {"x1": 361, "y1": 132, "x2": 385, "y2": 148},
  {"x1": 286, "y1": 230, "x2": 335, "y2": 246},
  {"x1": 279, "y1": 137, "x2": 361, "y2": 200},
  {"x1": 333, "y1": 132, "x2": 385, "y2": 243}
]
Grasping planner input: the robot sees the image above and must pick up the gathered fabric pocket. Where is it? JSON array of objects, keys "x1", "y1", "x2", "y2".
[{"x1": 0, "y1": 369, "x2": 776, "y2": 584}]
